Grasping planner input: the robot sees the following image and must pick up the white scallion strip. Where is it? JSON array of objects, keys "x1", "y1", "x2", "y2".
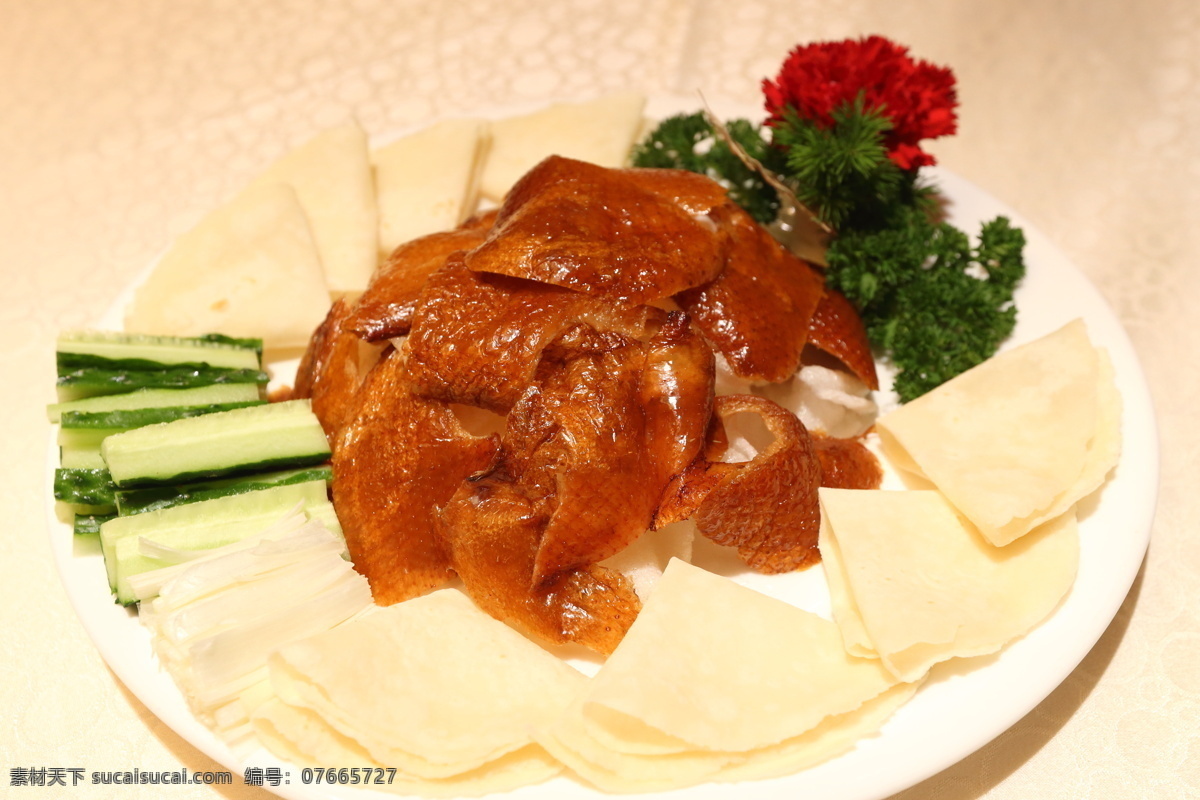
[
  {"x1": 131, "y1": 508, "x2": 341, "y2": 606},
  {"x1": 137, "y1": 514, "x2": 373, "y2": 746},
  {"x1": 126, "y1": 503, "x2": 317, "y2": 602}
]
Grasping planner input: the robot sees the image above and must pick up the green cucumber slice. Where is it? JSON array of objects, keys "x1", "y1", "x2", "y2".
[
  {"x1": 54, "y1": 468, "x2": 117, "y2": 507},
  {"x1": 56, "y1": 365, "x2": 269, "y2": 402},
  {"x1": 74, "y1": 514, "x2": 114, "y2": 536},
  {"x1": 114, "y1": 465, "x2": 335, "y2": 516},
  {"x1": 56, "y1": 330, "x2": 262, "y2": 374},
  {"x1": 47, "y1": 384, "x2": 264, "y2": 424},
  {"x1": 60, "y1": 401, "x2": 265, "y2": 430},
  {"x1": 59, "y1": 446, "x2": 106, "y2": 470},
  {"x1": 101, "y1": 400, "x2": 331, "y2": 487}
]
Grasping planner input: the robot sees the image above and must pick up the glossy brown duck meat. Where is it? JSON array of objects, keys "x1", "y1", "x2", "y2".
[
  {"x1": 434, "y1": 317, "x2": 713, "y2": 653},
  {"x1": 655, "y1": 394, "x2": 824, "y2": 573},
  {"x1": 623, "y1": 166, "x2": 733, "y2": 216},
  {"x1": 437, "y1": 475, "x2": 641, "y2": 656},
  {"x1": 807, "y1": 287, "x2": 880, "y2": 390},
  {"x1": 330, "y1": 346, "x2": 499, "y2": 606},
  {"x1": 403, "y1": 255, "x2": 596, "y2": 413},
  {"x1": 676, "y1": 205, "x2": 826, "y2": 383},
  {"x1": 344, "y1": 212, "x2": 495, "y2": 341},
  {"x1": 811, "y1": 431, "x2": 883, "y2": 490},
  {"x1": 403, "y1": 255, "x2": 660, "y2": 413},
  {"x1": 465, "y1": 156, "x2": 728, "y2": 304},
  {"x1": 292, "y1": 298, "x2": 375, "y2": 441}
]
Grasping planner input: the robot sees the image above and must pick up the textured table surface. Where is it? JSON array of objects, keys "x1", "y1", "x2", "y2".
[{"x1": 2, "y1": 2, "x2": 1197, "y2": 798}]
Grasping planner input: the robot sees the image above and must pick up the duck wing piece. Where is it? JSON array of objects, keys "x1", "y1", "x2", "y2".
[
  {"x1": 464, "y1": 156, "x2": 727, "y2": 304},
  {"x1": 330, "y1": 346, "x2": 499, "y2": 605}
]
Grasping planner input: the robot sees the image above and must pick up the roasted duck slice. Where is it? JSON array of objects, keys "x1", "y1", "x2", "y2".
[
  {"x1": 807, "y1": 287, "x2": 880, "y2": 390},
  {"x1": 676, "y1": 205, "x2": 826, "y2": 383},
  {"x1": 434, "y1": 317, "x2": 713, "y2": 653},
  {"x1": 403, "y1": 256, "x2": 595, "y2": 412},
  {"x1": 437, "y1": 476, "x2": 641, "y2": 656},
  {"x1": 345, "y1": 213, "x2": 494, "y2": 341},
  {"x1": 811, "y1": 432, "x2": 883, "y2": 490},
  {"x1": 465, "y1": 156, "x2": 727, "y2": 304},
  {"x1": 330, "y1": 346, "x2": 499, "y2": 605},
  {"x1": 654, "y1": 394, "x2": 824, "y2": 572},
  {"x1": 403, "y1": 255, "x2": 659, "y2": 413},
  {"x1": 624, "y1": 166, "x2": 733, "y2": 216},
  {"x1": 639, "y1": 311, "x2": 717, "y2": 490},
  {"x1": 292, "y1": 298, "x2": 376, "y2": 440}
]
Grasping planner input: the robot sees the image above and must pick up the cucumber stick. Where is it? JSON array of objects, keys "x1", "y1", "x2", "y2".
[
  {"x1": 99, "y1": 480, "x2": 333, "y2": 600},
  {"x1": 56, "y1": 365, "x2": 269, "y2": 402},
  {"x1": 47, "y1": 383, "x2": 263, "y2": 424},
  {"x1": 115, "y1": 465, "x2": 334, "y2": 516},
  {"x1": 101, "y1": 400, "x2": 331, "y2": 487},
  {"x1": 112, "y1": 502, "x2": 342, "y2": 605},
  {"x1": 60, "y1": 445, "x2": 106, "y2": 470},
  {"x1": 54, "y1": 468, "x2": 117, "y2": 507},
  {"x1": 60, "y1": 401, "x2": 265, "y2": 431},
  {"x1": 56, "y1": 330, "x2": 262, "y2": 374}
]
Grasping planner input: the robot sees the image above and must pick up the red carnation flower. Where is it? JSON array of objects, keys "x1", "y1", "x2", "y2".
[{"x1": 762, "y1": 35, "x2": 958, "y2": 170}]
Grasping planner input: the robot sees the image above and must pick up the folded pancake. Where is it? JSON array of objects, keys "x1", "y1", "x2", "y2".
[
  {"x1": 330, "y1": 347, "x2": 498, "y2": 605},
  {"x1": 534, "y1": 559, "x2": 915, "y2": 792},
  {"x1": 346, "y1": 212, "x2": 495, "y2": 341},
  {"x1": 372, "y1": 117, "x2": 490, "y2": 258},
  {"x1": 255, "y1": 590, "x2": 582, "y2": 785},
  {"x1": 676, "y1": 205, "x2": 826, "y2": 383},
  {"x1": 478, "y1": 91, "x2": 646, "y2": 202},
  {"x1": 242, "y1": 121, "x2": 378, "y2": 296},
  {"x1": 876, "y1": 319, "x2": 1122, "y2": 546},
  {"x1": 466, "y1": 156, "x2": 727, "y2": 304},
  {"x1": 819, "y1": 488, "x2": 1080, "y2": 681},
  {"x1": 253, "y1": 698, "x2": 562, "y2": 797}
]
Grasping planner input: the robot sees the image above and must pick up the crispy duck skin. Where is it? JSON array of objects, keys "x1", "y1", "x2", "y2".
[
  {"x1": 656, "y1": 394, "x2": 824, "y2": 572},
  {"x1": 330, "y1": 346, "x2": 499, "y2": 606},
  {"x1": 402, "y1": 255, "x2": 595, "y2": 412},
  {"x1": 292, "y1": 297, "x2": 372, "y2": 440},
  {"x1": 807, "y1": 287, "x2": 880, "y2": 390},
  {"x1": 675, "y1": 205, "x2": 826, "y2": 383},
  {"x1": 344, "y1": 213, "x2": 495, "y2": 342},
  {"x1": 623, "y1": 166, "x2": 733, "y2": 216},
  {"x1": 432, "y1": 316, "x2": 712, "y2": 653},
  {"x1": 437, "y1": 476, "x2": 641, "y2": 656},
  {"x1": 403, "y1": 254, "x2": 661, "y2": 413},
  {"x1": 811, "y1": 431, "x2": 883, "y2": 490},
  {"x1": 464, "y1": 156, "x2": 728, "y2": 304},
  {"x1": 525, "y1": 315, "x2": 714, "y2": 585}
]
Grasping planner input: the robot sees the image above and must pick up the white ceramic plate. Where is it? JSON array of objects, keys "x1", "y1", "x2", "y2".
[{"x1": 46, "y1": 98, "x2": 1158, "y2": 800}]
